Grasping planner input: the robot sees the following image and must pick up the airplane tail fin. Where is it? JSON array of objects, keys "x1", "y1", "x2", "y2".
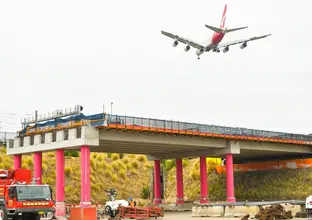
[
  {"x1": 220, "y1": 4, "x2": 227, "y2": 28},
  {"x1": 204, "y1": 4, "x2": 248, "y2": 34}
]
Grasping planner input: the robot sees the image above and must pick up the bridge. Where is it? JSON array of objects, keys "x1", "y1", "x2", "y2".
[{"x1": 6, "y1": 111, "x2": 312, "y2": 218}]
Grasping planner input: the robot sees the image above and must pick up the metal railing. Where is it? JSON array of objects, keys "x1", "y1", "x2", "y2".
[
  {"x1": 0, "y1": 132, "x2": 16, "y2": 143},
  {"x1": 107, "y1": 114, "x2": 312, "y2": 142},
  {"x1": 16, "y1": 112, "x2": 312, "y2": 143}
]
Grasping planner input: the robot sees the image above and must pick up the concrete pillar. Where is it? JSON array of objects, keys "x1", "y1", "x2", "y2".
[
  {"x1": 14, "y1": 155, "x2": 22, "y2": 169},
  {"x1": 226, "y1": 154, "x2": 236, "y2": 202},
  {"x1": 80, "y1": 146, "x2": 91, "y2": 207},
  {"x1": 34, "y1": 152, "x2": 42, "y2": 184},
  {"x1": 175, "y1": 158, "x2": 184, "y2": 204},
  {"x1": 153, "y1": 160, "x2": 162, "y2": 204},
  {"x1": 200, "y1": 156, "x2": 209, "y2": 203},
  {"x1": 55, "y1": 149, "x2": 66, "y2": 217}
]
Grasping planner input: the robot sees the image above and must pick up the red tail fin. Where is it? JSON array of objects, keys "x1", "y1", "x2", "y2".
[{"x1": 220, "y1": 4, "x2": 227, "y2": 28}]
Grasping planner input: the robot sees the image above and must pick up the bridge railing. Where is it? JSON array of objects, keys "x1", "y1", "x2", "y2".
[
  {"x1": 16, "y1": 113, "x2": 312, "y2": 144},
  {"x1": 107, "y1": 114, "x2": 312, "y2": 143}
]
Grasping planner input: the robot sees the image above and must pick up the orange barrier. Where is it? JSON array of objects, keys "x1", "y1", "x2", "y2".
[
  {"x1": 216, "y1": 158, "x2": 312, "y2": 173},
  {"x1": 68, "y1": 207, "x2": 97, "y2": 220}
]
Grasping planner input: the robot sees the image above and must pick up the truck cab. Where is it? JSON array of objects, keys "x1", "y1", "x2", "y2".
[{"x1": 0, "y1": 169, "x2": 55, "y2": 220}]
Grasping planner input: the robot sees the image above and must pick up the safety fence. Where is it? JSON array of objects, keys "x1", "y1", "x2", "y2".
[
  {"x1": 0, "y1": 132, "x2": 16, "y2": 143},
  {"x1": 216, "y1": 158, "x2": 312, "y2": 173},
  {"x1": 17, "y1": 113, "x2": 312, "y2": 145}
]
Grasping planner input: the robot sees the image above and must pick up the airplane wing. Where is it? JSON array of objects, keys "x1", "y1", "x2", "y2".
[
  {"x1": 161, "y1": 30, "x2": 205, "y2": 50},
  {"x1": 217, "y1": 33, "x2": 272, "y2": 49}
]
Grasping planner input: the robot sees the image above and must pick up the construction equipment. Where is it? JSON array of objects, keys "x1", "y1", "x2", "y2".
[
  {"x1": 0, "y1": 169, "x2": 55, "y2": 220},
  {"x1": 306, "y1": 195, "x2": 312, "y2": 218},
  {"x1": 103, "y1": 189, "x2": 129, "y2": 218}
]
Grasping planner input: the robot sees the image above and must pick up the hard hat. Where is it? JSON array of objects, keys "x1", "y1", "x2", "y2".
[{"x1": 129, "y1": 197, "x2": 132, "y2": 201}]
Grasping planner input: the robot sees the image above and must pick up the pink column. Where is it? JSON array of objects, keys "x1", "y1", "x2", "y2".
[
  {"x1": 153, "y1": 160, "x2": 162, "y2": 204},
  {"x1": 55, "y1": 149, "x2": 66, "y2": 217},
  {"x1": 175, "y1": 158, "x2": 184, "y2": 204},
  {"x1": 200, "y1": 156, "x2": 209, "y2": 203},
  {"x1": 80, "y1": 146, "x2": 91, "y2": 207},
  {"x1": 34, "y1": 152, "x2": 42, "y2": 184},
  {"x1": 14, "y1": 155, "x2": 22, "y2": 169},
  {"x1": 226, "y1": 154, "x2": 236, "y2": 202}
]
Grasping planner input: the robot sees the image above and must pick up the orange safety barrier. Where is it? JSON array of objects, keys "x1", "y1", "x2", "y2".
[
  {"x1": 216, "y1": 158, "x2": 312, "y2": 173},
  {"x1": 68, "y1": 207, "x2": 97, "y2": 220}
]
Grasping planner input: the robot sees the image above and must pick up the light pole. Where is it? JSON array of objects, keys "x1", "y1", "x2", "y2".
[{"x1": 111, "y1": 102, "x2": 113, "y2": 115}]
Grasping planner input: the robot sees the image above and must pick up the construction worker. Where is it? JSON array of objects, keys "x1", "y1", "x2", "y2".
[{"x1": 128, "y1": 197, "x2": 136, "y2": 207}]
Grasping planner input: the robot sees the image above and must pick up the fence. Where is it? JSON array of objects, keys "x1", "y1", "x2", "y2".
[
  {"x1": 17, "y1": 113, "x2": 312, "y2": 144},
  {"x1": 0, "y1": 132, "x2": 16, "y2": 143}
]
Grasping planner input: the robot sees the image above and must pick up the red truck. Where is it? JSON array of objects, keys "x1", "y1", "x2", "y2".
[{"x1": 0, "y1": 169, "x2": 55, "y2": 220}]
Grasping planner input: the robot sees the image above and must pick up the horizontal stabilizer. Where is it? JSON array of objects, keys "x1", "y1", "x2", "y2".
[
  {"x1": 226, "y1": 26, "x2": 249, "y2": 33},
  {"x1": 205, "y1": 24, "x2": 248, "y2": 33},
  {"x1": 204, "y1": 24, "x2": 224, "y2": 33}
]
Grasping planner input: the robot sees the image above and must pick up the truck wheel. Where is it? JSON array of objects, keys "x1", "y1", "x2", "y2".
[
  {"x1": 104, "y1": 205, "x2": 111, "y2": 215},
  {"x1": 0, "y1": 206, "x2": 8, "y2": 220}
]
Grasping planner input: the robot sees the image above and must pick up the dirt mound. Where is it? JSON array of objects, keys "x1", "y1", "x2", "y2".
[{"x1": 255, "y1": 204, "x2": 293, "y2": 220}]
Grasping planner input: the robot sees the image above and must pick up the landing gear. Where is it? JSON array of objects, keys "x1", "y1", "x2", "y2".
[{"x1": 197, "y1": 56, "x2": 200, "y2": 60}]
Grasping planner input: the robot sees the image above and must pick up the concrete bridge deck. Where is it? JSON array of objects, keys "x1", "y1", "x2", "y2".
[{"x1": 6, "y1": 113, "x2": 312, "y2": 162}]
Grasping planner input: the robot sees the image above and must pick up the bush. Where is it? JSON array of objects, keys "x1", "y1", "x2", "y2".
[
  {"x1": 131, "y1": 161, "x2": 139, "y2": 169},
  {"x1": 71, "y1": 151, "x2": 79, "y2": 157},
  {"x1": 190, "y1": 168, "x2": 200, "y2": 180},
  {"x1": 141, "y1": 185, "x2": 150, "y2": 199},
  {"x1": 119, "y1": 169, "x2": 126, "y2": 180},
  {"x1": 47, "y1": 152, "x2": 55, "y2": 157},
  {"x1": 111, "y1": 174, "x2": 118, "y2": 182},
  {"x1": 65, "y1": 167, "x2": 73, "y2": 177},
  {"x1": 136, "y1": 155, "x2": 147, "y2": 162},
  {"x1": 182, "y1": 159, "x2": 190, "y2": 167},
  {"x1": 21, "y1": 163, "x2": 28, "y2": 169},
  {"x1": 123, "y1": 158, "x2": 129, "y2": 164},
  {"x1": 104, "y1": 170, "x2": 112, "y2": 178},
  {"x1": 164, "y1": 160, "x2": 175, "y2": 171},
  {"x1": 42, "y1": 164, "x2": 48, "y2": 173},
  {"x1": 111, "y1": 153, "x2": 120, "y2": 161},
  {"x1": 107, "y1": 153, "x2": 113, "y2": 158}
]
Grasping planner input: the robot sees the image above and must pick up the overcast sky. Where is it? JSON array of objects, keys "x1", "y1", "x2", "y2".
[{"x1": 0, "y1": 0, "x2": 311, "y2": 134}]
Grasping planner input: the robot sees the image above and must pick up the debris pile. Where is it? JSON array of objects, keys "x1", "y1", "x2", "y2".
[{"x1": 255, "y1": 204, "x2": 293, "y2": 220}]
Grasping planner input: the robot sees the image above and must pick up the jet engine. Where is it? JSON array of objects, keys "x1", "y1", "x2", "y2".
[
  {"x1": 223, "y1": 46, "x2": 229, "y2": 53},
  {"x1": 196, "y1": 49, "x2": 204, "y2": 56},
  {"x1": 240, "y1": 42, "x2": 247, "y2": 49},
  {"x1": 173, "y1": 40, "x2": 178, "y2": 47},
  {"x1": 184, "y1": 45, "x2": 190, "y2": 52}
]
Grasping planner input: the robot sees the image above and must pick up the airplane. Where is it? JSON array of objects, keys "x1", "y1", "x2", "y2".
[{"x1": 161, "y1": 4, "x2": 271, "y2": 59}]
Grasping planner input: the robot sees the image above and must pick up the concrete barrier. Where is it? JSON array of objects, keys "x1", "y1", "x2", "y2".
[
  {"x1": 192, "y1": 205, "x2": 224, "y2": 217},
  {"x1": 224, "y1": 205, "x2": 260, "y2": 218}
]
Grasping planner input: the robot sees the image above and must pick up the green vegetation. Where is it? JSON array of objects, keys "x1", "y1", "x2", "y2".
[
  {"x1": 164, "y1": 158, "x2": 312, "y2": 203},
  {"x1": 1, "y1": 144, "x2": 311, "y2": 204}
]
